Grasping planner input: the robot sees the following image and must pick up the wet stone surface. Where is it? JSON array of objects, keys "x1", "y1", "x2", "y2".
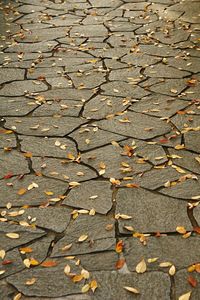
[{"x1": 0, "y1": 0, "x2": 199, "y2": 299}]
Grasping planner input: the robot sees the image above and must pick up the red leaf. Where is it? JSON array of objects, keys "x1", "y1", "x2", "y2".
[
  {"x1": 2, "y1": 260, "x2": 13, "y2": 265},
  {"x1": 188, "y1": 275, "x2": 198, "y2": 287},
  {"x1": 193, "y1": 227, "x2": 200, "y2": 234},
  {"x1": 4, "y1": 173, "x2": 13, "y2": 179},
  {"x1": 159, "y1": 139, "x2": 168, "y2": 144},
  {"x1": 115, "y1": 258, "x2": 125, "y2": 269}
]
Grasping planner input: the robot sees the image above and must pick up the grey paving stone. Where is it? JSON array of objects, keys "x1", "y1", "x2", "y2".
[
  {"x1": 144, "y1": 64, "x2": 190, "y2": 78},
  {"x1": 171, "y1": 114, "x2": 200, "y2": 132},
  {"x1": 168, "y1": 57, "x2": 200, "y2": 73},
  {"x1": 107, "y1": 21, "x2": 140, "y2": 32},
  {"x1": 32, "y1": 157, "x2": 97, "y2": 182},
  {"x1": 69, "y1": 126, "x2": 126, "y2": 152},
  {"x1": 0, "y1": 80, "x2": 48, "y2": 96},
  {"x1": 174, "y1": 269, "x2": 200, "y2": 300},
  {"x1": 121, "y1": 53, "x2": 161, "y2": 67},
  {"x1": 27, "y1": 67, "x2": 64, "y2": 79},
  {"x1": 109, "y1": 67, "x2": 141, "y2": 82},
  {"x1": 81, "y1": 144, "x2": 151, "y2": 179},
  {"x1": 5, "y1": 40, "x2": 58, "y2": 53},
  {"x1": 51, "y1": 214, "x2": 115, "y2": 257},
  {"x1": 130, "y1": 94, "x2": 189, "y2": 118},
  {"x1": 0, "y1": 280, "x2": 15, "y2": 300},
  {"x1": 0, "y1": 249, "x2": 24, "y2": 280},
  {"x1": 97, "y1": 111, "x2": 171, "y2": 140},
  {"x1": 90, "y1": 271, "x2": 171, "y2": 300},
  {"x1": 148, "y1": 79, "x2": 187, "y2": 96},
  {"x1": 139, "y1": 44, "x2": 180, "y2": 57},
  {"x1": 0, "y1": 150, "x2": 29, "y2": 179},
  {"x1": 78, "y1": 251, "x2": 118, "y2": 271},
  {"x1": 0, "y1": 96, "x2": 38, "y2": 116},
  {"x1": 17, "y1": 4, "x2": 46, "y2": 13},
  {"x1": 0, "y1": 174, "x2": 68, "y2": 207},
  {"x1": 116, "y1": 187, "x2": 192, "y2": 233},
  {"x1": 184, "y1": 131, "x2": 200, "y2": 154},
  {"x1": 90, "y1": 0, "x2": 122, "y2": 8},
  {"x1": 69, "y1": 70, "x2": 106, "y2": 89},
  {"x1": 70, "y1": 25, "x2": 107, "y2": 38},
  {"x1": 123, "y1": 236, "x2": 200, "y2": 271},
  {"x1": 7, "y1": 259, "x2": 83, "y2": 297},
  {"x1": 63, "y1": 180, "x2": 113, "y2": 214},
  {"x1": 44, "y1": 15, "x2": 82, "y2": 27},
  {"x1": 20, "y1": 136, "x2": 77, "y2": 158},
  {"x1": 0, "y1": 222, "x2": 46, "y2": 251},
  {"x1": 4, "y1": 116, "x2": 85, "y2": 136},
  {"x1": 7, "y1": 207, "x2": 71, "y2": 233},
  {"x1": 0, "y1": 128, "x2": 16, "y2": 148},
  {"x1": 0, "y1": 68, "x2": 24, "y2": 84}
]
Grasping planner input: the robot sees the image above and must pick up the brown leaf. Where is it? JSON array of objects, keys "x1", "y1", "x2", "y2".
[
  {"x1": 41, "y1": 260, "x2": 57, "y2": 267},
  {"x1": 19, "y1": 247, "x2": 33, "y2": 253},
  {"x1": 193, "y1": 226, "x2": 200, "y2": 234},
  {"x1": 115, "y1": 258, "x2": 125, "y2": 269},
  {"x1": 188, "y1": 275, "x2": 198, "y2": 287},
  {"x1": 115, "y1": 240, "x2": 124, "y2": 253},
  {"x1": 72, "y1": 274, "x2": 84, "y2": 283},
  {"x1": 17, "y1": 188, "x2": 27, "y2": 196}
]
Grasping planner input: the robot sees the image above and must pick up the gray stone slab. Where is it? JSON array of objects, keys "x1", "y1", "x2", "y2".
[
  {"x1": 90, "y1": 271, "x2": 171, "y2": 300},
  {"x1": 32, "y1": 157, "x2": 97, "y2": 182},
  {"x1": 160, "y1": 177, "x2": 200, "y2": 200},
  {"x1": 148, "y1": 79, "x2": 187, "y2": 96},
  {"x1": 168, "y1": 57, "x2": 200, "y2": 73},
  {"x1": 154, "y1": 28, "x2": 190, "y2": 45},
  {"x1": 27, "y1": 67, "x2": 64, "y2": 79},
  {"x1": 139, "y1": 44, "x2": 180, "y2": 57},
  {"x1": 0, "y1": 150, "x2": 29, "y2": 179},
  {"x1": 83, "y1": 95, "x2": 129, "y2": 120},
  {"x1": 184, "y1": 131, "x2": 200, "y2": 154},
  {"x1": 17, "y1": 4, "x2": 46, "y2": 13},
  {"x1": 130, "y1": 95, "x2": 189, "y2": 118},
  {"x1": 69, "y1": 126, "x2": 126, "y2": 152},
  {"x1": 20, "y1": 136, "x2": 77, "y2": 158},
  {"x1": 51, "y1": 214, "x2": 115, "y2": 257},
  {"x1": 138, "y1": 166, "x2": 181, "y2": 190},
  {"x1": 7, "y1": 207, "x2": 71, "y2": 233},
  {"x1": 107, "y1": 21, "x2": 140, "y2": 32},
  {"x1": 69, "y1": 71, "x2": 106, "y2": 89},
  {"x1": 78, "y1": 251, "x2": 118, "y2": 271},
  {"x1": 63, "y1": 180, "x2": 113, "y2": 214},
  {"x1": 0, "y1": 128, "x2": 16, "y2": 148},
  {"x1": 109, "y1": 67, "x2": 141, "y2": 82},
  {"x1": 0, "y1": 68, "x2": 24, "y2": 84},
  {"x1": 0, "y1": 96, "x2": 38, "y2": 116},
  {"x1": 7, "y1": 259, "x2": 83, "y2": 297},
  {"x1": 0, "y1": 174, "x2": 68, "y2": 207},
  {"x1": 168, "y1": 148, "x2": 200, "y2": 174},
  {"x1": 81, "y1": 144, "x2": 151, "y2": 179},
  {"x1": 0, "y1": 222, "x2": 45, "y2": 251},
  {"x1": 171, "y1": 114, "x2": 200, "y2": 133},
  {"x1": 123, "y1": 236, "x2": 200, "y2": 271},
  {"x1": 44, "y1": 15, "x2": 82, "y2": 27},
  {"x1": 33, "y1": 88, "x2": 94, "y2": 101},
  {"x1": 116, "y1": 187, "x2": 192, "y2": 233},
  {"x1": 97, "y1": 111, "x2": 171, "y2": 140},
  {"x1": 0, "y1": 80, "x2": 48, "y2": 96},
  {"x1": 175, "y1": 269, "x2": 200, "y2": 300},
  {"x1": 4, "y1": 116, "x2": 85, "y2": 136},
  {"x1": 0, "y1": 249, "x2": 24, "y2": 280},
  {"x1": 0, "y1": 280, "x2": 15, "y2": 300},
  {"x1": 90, "y1": 0, "x2": 122, "y2": 8},
  {"x1": 122, "y1": 53, "x2": 161, "y2": 67},
  {"x1": 70, "y1": 25, "x2": 108, "y2": 37},
  {"x1": 5, "y1": 41, "x2": 58, "y2": 53},
  {"x1": 144, "y1": 64, "x2": 190, "y2": 78}
]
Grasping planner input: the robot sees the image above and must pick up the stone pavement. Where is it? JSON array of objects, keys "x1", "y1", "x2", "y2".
[{"x1": 0, "y1": 0, "x2": 200, "y2": 299}]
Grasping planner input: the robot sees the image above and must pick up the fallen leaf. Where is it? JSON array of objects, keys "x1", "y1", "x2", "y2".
[
  {"x1": 13, "y1": 293, "x2": 22, "y2": 300},
  {"x1": 176, "y1": 226, "x2": 187, "y2": 234},
  {"x1": 179, "y1": 291, "x2": 192, "y2": 300},
  {"x1": 19, "y1": 247, "x2": 33, "y2": 253},
  {"x1": 136, "y1": 259, "x2": 147, "y2": 273},
  {"x1": 64, "y1": 265, "x2": 71, "y2": 275},
  {"x1": 169, "y1": 265, "x2": 176, "y2": 276},
  {"x1": 188, "y1": 275, "x2": 198, "y2": 287},
  {"x1": 82, "y1": 284, "x2": 90, "y2": 293},
  {"x1": 17, "y1": 188, "x2": 27, "y2": 196},
  {"x1": 90, "y1": 279, "x2": 98, "y2": 293},
  {"x1": 0, "y1": 250, "x2": 6, "y2": 259},
  {"x1": 72, "y1": 274, "x2": 84, "y2": 283},
  {"x1": 6, "y1": 233, "x2": 19, "y2": 239},
  {"x1": 78, "y1": 235, "x2": 88, "y2": 242},
  {"x1": 25, "y1": 278, "x2": 36, "y2": 285},
  {"x1": 115, "y1": 240, "x2": 124, "y2": 253},
  {"x1": 116, "y1": 258, "x2": 125, "y2": 269},
  {"x1": 159, "y1": 262, "x2": 172, "y2": 268},
  {"x1": 41, "y1": 260, "x2": 57, "y2": 267},
  {"x1": 124, "y1": 286, "x2": 140, "y2": 294},
  {"x1": 147, "y1": 257, "x2": 159, "y2": 263}
]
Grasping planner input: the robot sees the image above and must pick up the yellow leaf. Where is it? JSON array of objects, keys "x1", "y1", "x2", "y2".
[
  {"x1": 6, "y1": 233, "x2": 19, "y2": 239},
  {"x1": 64, "y1": 265, "x2": 71, "y2": 275},
  {"x1": 82, "y1": 284, "x2": 90, "y2": 293},
  {"x1": 0, "y1": 250, "x2": 6, "y2": 259},
  {"x1": 176, "y1": 226, "x2": 187, "y2": 234},
  {"x1": 147, "y1": 257, "x2": 159, "y2": 263},
  {"x1": 169, "y1": 265, "x2": 176, "y2": 276},
  {"x1": 81, "y1": 268, "x2": 90, "y2": 279},
  {"x1": 44, "y1": 191, "x2": 54, "y2": 196},
  {"x1": 136, "y1": 259, "x2": 147, "y2": 273},
  {"x1": 124, "y1": 286, "x2": 140, "y2": 294},
  {"x1": 72, "y1": 274, "x2": 84, "y2": 283},
  {"x1": 159, "y1": 262, "x2": 172, "y2": 268},
  {"x1": 78, "y1": 235, "x2": 88, "y2": 242},
  {"x1": 90, "y1": 279, "x2": 98, "y2": 293},
  {"x1": 179, "y1": 291, "x2": 192, "y2": 300},
  {"x1": 17, "y1": 188, "x2": 27, "y2": 196},
  {"x1": 25, "y1": 278, "x2": 36, "y2": 285},
  {"x1": 19, "y1": 247, "x2": 33, "y2": 253},
  {"x1": 61, "y1": 243, "x2": 72, "y2": 251},
  {"x1": 13, "y1": 293, "x2": 22, "y2": 300},
  {"x1": 30, "y1": 258, "x2": 39, "y2": 266},
  {"x1": 23, "y1": 258, "x2": 31, "y2": 268}
]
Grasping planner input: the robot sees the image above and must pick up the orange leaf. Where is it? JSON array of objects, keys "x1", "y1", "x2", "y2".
[
  {"x1": 188, "y1": 275, "x2": 198, "y2": 287},
  {"x1": 177, "y1": 111, "x2": 186, "y2": 115},
  {"x1": 41, "y1": 260, "x2": 57, "y2": 267},
  {"x1": 195, "y1": 263, "x2": 200, "y2": 273},
  {"x1": 24, "y1": 152, "x2": 32, "y2": 158},
  {"x1": 72, "y1": 274, "x2": 84, "y2": 283},
  {"x1": 17, "y1": 188, "x2": 27, "y2": 196},
  {"x1": 30, "y1": 258, "x2": 39, "y2": 266},
  {"x1": 19, "y1": 247, "x2": 33, "y2": 253},
  {"x1": 193, "y1": 227, "x2": 200, "y2": 234},
  {"x1": 115, "y1": 240, "x2": 124, "y2": 253},
  {"x1": 125, "y1": 183, "x2": 139, "y2": 188},
  {"x1": 115, "y1": 258, "x2": 125, "y2": 269}
]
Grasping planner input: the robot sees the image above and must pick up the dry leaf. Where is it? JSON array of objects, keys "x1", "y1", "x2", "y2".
[
  {"x1": 25, "y1": 278, "x2": 36, "y2": 285},
  {"x1": 41, "y1": 260, "x2": 57, "y2": 267},
  {"x1": 0, "y1": 270, "x2": 5, "y2": 275},
  {"x1": 6, "y1": 233, "x2": 20, "y2": 239},
  {"x1": 179, "y1": 291, "x2": 191, "y2": 300},
  {"x1": 136, "y1": 259, "x2": 147, "y2": 273},
  {"x1": 13, "y1": 293, "x2": 22, "y2": 300},
  {"x1": 124, "y1": 286, "x2": 140, "y2": 294},
  {"x1": 0, "y1": 250, "x2": 6, "y2": 259},
  {"x1": 78, "y1": 235, "x2": 88, "y2": 242},
  {"x1": 17, "y1": 188, "x2": 27, "y2": 195},
  {"x1": 64, "y1": 265, "x2": 71, "y2": 275},
  {"x1": 169, "y1": 265, "x2": 176, "y2": 276},
  {"x1": 19, "y1": 247, "x2": 33, "y2": 253},
  {"x1": 81, "y1": 268, "x2": 90, "y2": 279},
  {"x1": 115, "y1": 240, "x2": 124, "y2": 253},
  {"x1": 23, "y1": 258, "x2": 31, "y2": 268},
  {"x1": 188, "y1": 275, "x2": 198, "y2": 287},
  {"x1": 72, "y1": 274, "x2": 84, "y2": 282},
  {"x1": 116, "y1": 258, "x2": 125, "y2": 269},
  {"x1": 82, "y1": 284, "x2": 90, "y2": 293},
  {"x1": 147, "y1": 257, "x2": 159, "y2": 263},
  {"x1": 90, "y1": 279, "x2": 98, "y2": 293},
  {"x1": 176, "y1": 226, "x2": 187, "y2": 234},
  {"x1": 159, "y1": 262, "x2": 172, "y2": 268}
]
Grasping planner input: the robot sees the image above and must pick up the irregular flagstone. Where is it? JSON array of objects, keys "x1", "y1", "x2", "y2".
[
  {"x1": 32, "y1": 157, "x2": 97, "y2": 182},
  {"x1": 70, "y1": 25, "x2": 108, "y2": 37},
  {"x1": 69, "y1": 126, "x2": 126, "y2": 152},
  {"x1": 33, "y1": 88, "x2": 94, "y2": 101},
  {"x1": 174, "y1": 269, "x2": 200, "y2": 300},
  {"x1": 184, "y1": 131, "x2": 200, "y2": 153},
  {"x1": 138, "y1": 166, "x2": 181, "y2": 190},
  {"x1": 7, "y1": 207, "x2": 71, "y2": 233},
  {"x1": 0, "y1": 80, "x2": 48, "y2": 97},
  {"x1": 90, "y1": 271, "x2": 171, "y2": 300},
  {"x1": 81, "y1": 144, "x2": 151, "y2": 179},
  {"x1": 78, "y1": 251, "x2": 118, "y2": 271},
  {"x1": 0, "y1": 222, "x2": 46, "y2": 251},
  {"x1": 68, "y1": 71, "x2": 106, "y2": 89},
  {"x1": 0, "y1": 128, "x2": 16, "y2": 148},
  {"x1": 26, "y1": 66, "x2": 64, "y2": 79},
  {"x1": 0, "y1": 68, "x2": 24, "y2": 84},
  {"x1": 116, "y1": 187, "x2": 193, "y2": 234},
  {"x1": 152, "y1": 131, "x2": 182, "y2": 148},
  {"x1": 0, "y1": 96, "x2": 38, "y2": 116},
  {"x1": 144, "y1": 64, "x2": 190, "y2": 79},
  {"x1": 107, "y1": 21, "x2": 140, "y2": 32},
  {"x1": 44, "y1": 15, "x2": 82, "y2": 27},
  {"x1": 0, "y1": 280, "x2": 15, "y2": 300},
  {"x1": 0, "y1": 249, "x2": 24, "y2": 280},
  {"x1": 121, "y1": 53, "x2": 161, "y2": 67},
  {"x1": 153, "y1": 28, "x2": 190, "y2": 45},
  {"x1": 159, "y1": 177, "x2": 200, "y2": 200},
  {"x1": 139, "y1": 44, "x2": 181, "y2": 57},
  {"x1": 4, "y1": 116, "x2": 86, "y2": 136},
  {"x1": 123, "y1": 236, "x2": 200, "y2": 271},
  {"x1": 51, "y1": 214, "x2": 115, "y2": 257},
  {"x1": 63, "y1": 180, "x2": 113, "y2": 214},
  {"x1": 20, "y1": 136, "x2": 77, "y2": 158},
  {"x1": 0, "y1": 150, "x2": 29, "y2": 179},
  {"x1": 90, "y1": 0, "x2": 122, "y2": 8},
  {"x1": 171, "y1": 113, "x2": 200, "y2": 133},
  {"x1": 168, "y1": 148, "x2": 200, "y2": 174},
  {"x1": 5, "y1": 40, "x2": 58, "y2": 53},
  {"x1": 96, "y1": 111, "x2": 172, "y2": 140},
  {"x1": 168, "y1": 57, "x2": 200, "y2": 73},
  {"x1": 109, "y1": 68, "x2": 141, "y2": 82},
  {"x1": 130, "y1": 94, "x2": 189, "y2": 118},
  {"x1": 148, "y1": 79, "x2": 187, "y2": 96},
  {"x1": 0, "y1": 174, "x2": 68, "y2": 207},
  {"x1": 83, "y1": 95, "x2": 130, "y2": 120},
  {"x1": 7, "y1": 259, "x2": 84, "y2": 297}
]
